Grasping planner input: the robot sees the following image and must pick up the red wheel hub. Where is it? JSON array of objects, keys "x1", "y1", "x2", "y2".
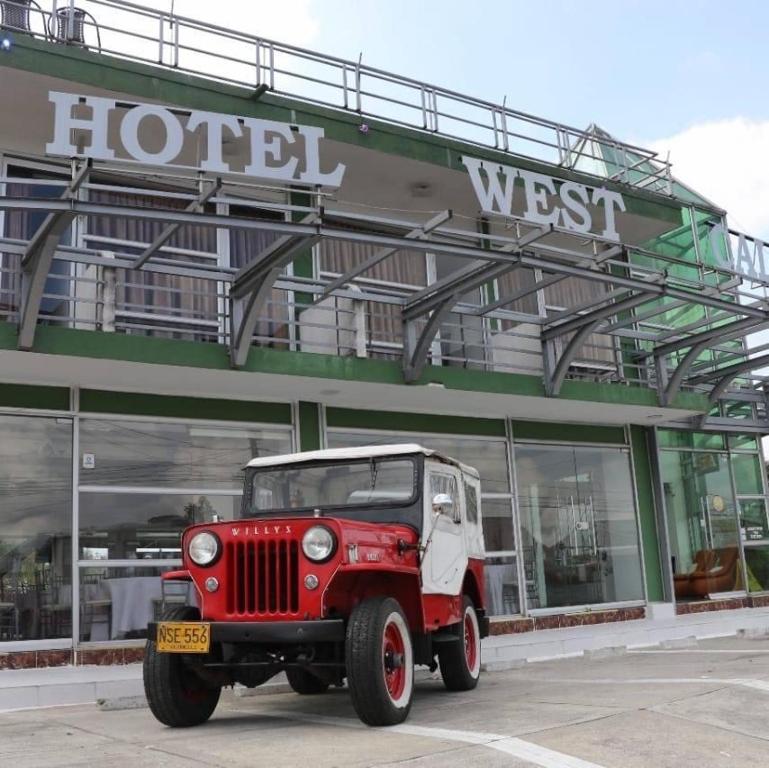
[
  {"x1": 464, "y1": 611, "x2": 478, "y2": 671},
  {"x1": 383, "y1": 620, "x2": 406, "y2": 700}
]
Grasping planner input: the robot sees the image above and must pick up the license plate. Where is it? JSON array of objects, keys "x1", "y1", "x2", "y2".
[{"x1": 156, "y1": 622, "x2": 211, "y2": 653}]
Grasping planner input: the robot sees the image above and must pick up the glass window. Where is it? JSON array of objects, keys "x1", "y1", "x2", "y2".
[
  {"x1": 79, "y1": 492, "x2": 240, "y2": 561},
  {"x1": 729, "y1": 434, "x2": 760, "y2": 452},
  {"x1": 745, "y1": 546, "x2": 769, "y2": 593},
  {"x1": 485, "y1": 555, "x2": 520, "y2": 616},
  {"x1": 464, "y1": 481, "x2": 479, "y2": 524},
  {"x1": 731, "y1": 453, "x2": 764, "y2": 495},
  {"x1": 250, "y1": 458, "x2": 418, "y2": 513},
  {"x1": 0, "y1": 414, "x2": 72, "y2": 641},
  {"x1": 482, "y1": 498, "x2": 515, "y2": 553},
  {"x1": 79, "y1": 420, "x2": 292, "y2": 489},
  {"x1": 516, "y1": 444, "x2": 644, "y2": 609},
  {"x1": 739, "y1": 499, "x2": 769, "y2": 542}
]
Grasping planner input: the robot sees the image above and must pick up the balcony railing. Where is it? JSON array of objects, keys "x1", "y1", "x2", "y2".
[{"x1": 1, "y1": 0, "x2": 673, "y2": 194}]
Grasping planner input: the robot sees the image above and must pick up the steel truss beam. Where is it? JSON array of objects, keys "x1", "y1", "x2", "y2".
[
  {"x1": 230, "y1": 214, "x2": 321, "y2": 368},
  {"x1": 402, "y1": 225, "x2": 553, "y2": 383},
  {"x1": 403, "y1": 225, "x2": 553, "y2": 320},
  {"x1": 313, "y1": 210, "x2": 452, "y2": 305},
  {"x1": 17, "y1": 161, "x2": 92, "y2": 351},
  {"x1": 133, "y1": 177, "x2": 222, "y2": 269},
  {"x1": 690, "y1": 353, "x2": 769, "y2": 404},
  {"x1": 474, "y1": 245, "x2": 623, "y2": 316},
  {"x1": 653, "y1": 316, "x2": 769, "y2": 406},
  {"x1": 541, "y1": 291, "x2": 657, "y2": 397}
]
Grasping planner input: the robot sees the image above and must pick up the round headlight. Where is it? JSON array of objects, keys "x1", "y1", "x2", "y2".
[
  {"x1": 302, "y1": 526, "x2": 336, "y2": 562},
  {"x1": 188, "y1": 531, "x2": 220, "y2": 566}
]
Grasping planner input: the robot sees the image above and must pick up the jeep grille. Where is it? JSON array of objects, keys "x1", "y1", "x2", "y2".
[{"x1": 225, "y1": 539, "x2": 300, "y2": 615}]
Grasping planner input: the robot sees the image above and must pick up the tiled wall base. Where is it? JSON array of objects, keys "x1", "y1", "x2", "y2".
[
  {"x1": 0, "y1": 647, "x2": 145, "y2": 670},
  {"x1": 489, "y1": 606, "x2": 645, "y2": 636},
  {"x1": 676, "y1": 594, "x2": 769, "y2": 614}
]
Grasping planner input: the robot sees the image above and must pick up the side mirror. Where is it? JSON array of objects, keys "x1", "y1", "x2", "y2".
[{"x1": 432, "y1": 493, "x2": 454, "y2": 517}]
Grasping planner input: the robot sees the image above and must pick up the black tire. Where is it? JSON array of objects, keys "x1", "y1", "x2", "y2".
[
  {"x1": 143, "y1": 605, "x2": 221, "y2": 727},
  {"x1": 346, "y1": 597, "x2": 414, "y2": 726},
  {"x1": 286, "y1": 667, "x2": 330, "y2": 695},
  {"x1": 438, "y1": 595, "x2": 482, "y2": 692}
]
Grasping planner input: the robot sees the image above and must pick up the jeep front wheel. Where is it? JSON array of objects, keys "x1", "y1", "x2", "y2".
[
  {"x1": 438, "y1": 595, "x2": 481, "y2": 691},
  {"x1": 143, "y1": 605, "x2": 221, "y2": 727},
  {"x1": 345, "y1": 597, "x2": 414, "y2": 726}
]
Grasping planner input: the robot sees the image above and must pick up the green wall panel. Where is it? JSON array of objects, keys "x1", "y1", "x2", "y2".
[
  {"x1": 79, "y1": 389, "x2": 291, "y2": 423},
  {"x1": 512, "y1": 420, "x2": 626, "y2": 444},
  {"x1": 326, "y1": 407, "x2": 506, "y2": 437},
  {"x1": 0, "y1": 383, "x2": 70, "y2": 411},
  {"x1": 298, "y1": 401, "x2": 322, "y2": 451}
]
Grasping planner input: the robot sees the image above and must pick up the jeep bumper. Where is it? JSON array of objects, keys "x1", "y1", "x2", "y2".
[{"x1": 147, "y1": 619, "x2": 345, "y2": 645}]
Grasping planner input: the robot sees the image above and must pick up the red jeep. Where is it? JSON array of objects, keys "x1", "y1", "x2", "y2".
[{"x1": 144, "y1": 444, "x2": 488, "y2": 727}]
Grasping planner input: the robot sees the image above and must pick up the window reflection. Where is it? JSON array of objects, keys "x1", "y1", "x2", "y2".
[
  {"x1": 79, "y1": 566, "x2": 192, "y2": 642},
  {"x1": 0, "y1": 415, "x2": 72, "y2": 641},
  {"x1": 79, "y1": 420, "x2": 292, "y2": 489},
  {"x1": 79, "y1": 493, "x2": 241, "y2": 561}
]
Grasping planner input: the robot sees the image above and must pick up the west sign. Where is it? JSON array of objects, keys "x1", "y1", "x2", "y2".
[
  {"x1": 462, "y1": 156, "x2": 627, "y2": 242},
  {"x1": 46, "y1": 91, "x2": 346, "y2": 187}
]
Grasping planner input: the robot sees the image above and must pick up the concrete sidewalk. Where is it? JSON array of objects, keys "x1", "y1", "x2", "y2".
[
  {"x1": 3, "y1": 604, "x2": 769, "y2": 712},
  {"x1": 2, "y1": 635, "x2": 769, "y2": 768}
]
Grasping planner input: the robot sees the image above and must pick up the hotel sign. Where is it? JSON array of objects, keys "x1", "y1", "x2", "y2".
[
  {"x1": 462, "y1": 156, "x2": 627, "y2": 242},
  {"x1": 46, "y1": 91, "x2": 346, "y2": 187}
]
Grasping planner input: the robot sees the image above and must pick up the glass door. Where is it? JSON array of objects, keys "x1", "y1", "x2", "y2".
[
  {"x1": 661, "y1": 449, "x2": 742, "y2": 601},
  {"x1": 517, "y1": 444, "x2": 644, "y2": 610}
]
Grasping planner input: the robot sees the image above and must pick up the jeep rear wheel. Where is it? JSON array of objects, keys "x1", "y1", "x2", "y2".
[
  {"x1": 438, "y1": 596, "x2": 481, "y2": 691},
  {"x1": 143, "y1": 605, "x2": 221, "y2": 727},
  {"x1": 286, "y1": 667, "x2": 329, "y2": 695},
  {"x1": 346, "y1": 597, "x2": 414, "y2": 726}
]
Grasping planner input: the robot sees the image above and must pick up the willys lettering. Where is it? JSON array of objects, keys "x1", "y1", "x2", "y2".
[{"x1": 230, "y1": 525, "x2": 293, "y2": 536}]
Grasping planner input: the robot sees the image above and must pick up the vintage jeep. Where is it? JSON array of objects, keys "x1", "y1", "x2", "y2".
[{"x1": 144, "y1": 444, "x2": 488, "y2": 727}]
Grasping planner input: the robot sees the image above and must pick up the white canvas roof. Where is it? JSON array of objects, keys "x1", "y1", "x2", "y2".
[{"x1": 245, "y1": 443, "x2": 479, "y2": 477}]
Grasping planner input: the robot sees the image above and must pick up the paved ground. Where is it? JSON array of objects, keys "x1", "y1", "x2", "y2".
[{"x1": 2, "y1": 635, "x2": 769, "y2": 768}]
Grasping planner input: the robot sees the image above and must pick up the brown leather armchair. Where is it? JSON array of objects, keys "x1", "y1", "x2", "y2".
[
  {"x1": 689, "y1": 547, "x2": 740, "y2": 597},
  {"x1": 674, "y1": 550, "x2": 716, "y2": 599}
]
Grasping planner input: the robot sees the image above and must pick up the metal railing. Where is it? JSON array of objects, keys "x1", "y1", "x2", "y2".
[{"x1": 1, "y1": 0, "x2": 673, "y2": 194}]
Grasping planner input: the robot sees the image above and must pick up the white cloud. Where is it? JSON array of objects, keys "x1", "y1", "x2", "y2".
[{"x1": 649, "y1": 118, "x2": 769, "y2": 238}]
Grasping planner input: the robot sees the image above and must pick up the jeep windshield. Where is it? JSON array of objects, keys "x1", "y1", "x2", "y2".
[{"x1": 242, "y1": 457, "x2": 421, "y2": 529}]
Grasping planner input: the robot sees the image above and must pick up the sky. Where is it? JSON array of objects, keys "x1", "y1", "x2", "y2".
[{"x1": 147, "y1": 0, "x2": 769, "y2": 240}]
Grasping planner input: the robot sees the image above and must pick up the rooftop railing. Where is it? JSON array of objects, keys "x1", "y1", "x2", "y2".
[{"x1": 1, "y1": 0, "x2": 673, "y2": 195}]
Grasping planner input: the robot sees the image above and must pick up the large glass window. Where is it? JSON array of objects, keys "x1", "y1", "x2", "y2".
[
  {"x1": 0, "y1": 415, "x2": 72, "y2": 641},
  {"x1": 325, "y1": 427, "x2": 519, "y2": 615},
  {"x1": 77, "y1": 418, "x2": 293, "y2": 643},
  {"x1": 516, "y1": 444, "x2": 644, "y2": 610}
]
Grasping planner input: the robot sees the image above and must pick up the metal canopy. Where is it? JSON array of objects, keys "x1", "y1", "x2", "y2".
[
  {"x1": 17, "y1": 160, "x2": 91, "y2": 351},
  {"x1": 133, "y1": 177, "x2": 222, "y2": 269},
  {"x1": 5, "y1": 178, "x2": 769, "y2": 416}
]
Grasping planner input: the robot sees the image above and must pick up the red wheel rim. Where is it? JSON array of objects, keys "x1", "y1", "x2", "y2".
[
  {"x1": 383, "y1": 620, "x2": 406, "y2": 700},
  {"x1": 464, "y1": 610, "x2": 478, "y2": 671}
]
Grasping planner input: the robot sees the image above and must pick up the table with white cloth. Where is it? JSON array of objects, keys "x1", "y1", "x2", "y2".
[{"x1": 104, "y1": 577, "x2": 194, "y2": 640}]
